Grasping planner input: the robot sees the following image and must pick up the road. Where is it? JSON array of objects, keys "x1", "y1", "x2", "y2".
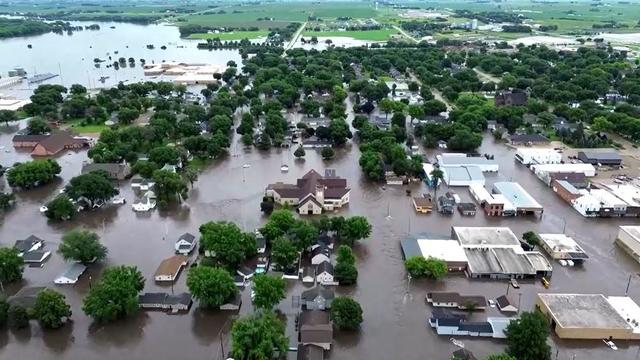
[
  {"x1": 282, "y1": 21, "x2": 307, "y2": 56},
  {"x1": 393, "y1": 25, "x2": 418, "y2": 43},
  {"x1": 474, "y1": 67, "x2": 501, "y2": 83},
  {"x1": 408, "y1": 71, "x2": 453, "y2": 111}
]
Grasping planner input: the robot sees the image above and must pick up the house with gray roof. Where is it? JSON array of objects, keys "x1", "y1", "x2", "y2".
[
  {"x1": 301, "y1": 286, "x2": 335, "y2": 310},
  {"x1": 81, "y1": 161, "x2": 132, "y2": 180},
  {"x1": 299, "y1": 310, "x2": 333, "y2": 350},
  {"x1": 54, "y1": 263, "x2": 87, "y2": 284}
]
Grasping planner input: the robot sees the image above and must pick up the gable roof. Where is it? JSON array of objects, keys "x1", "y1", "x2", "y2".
[
  {"x1": 154, "y1": 255, "x2": 188, "y2": 277},
  {"x1": 509, "y1": 134, "x2": 550, "y2": 144},
  {"x1": 177, "y1": 232, "x2": 196, "y2": 244},
  {"x1": 269, "y1": 169, "x2": 350, "y2": 202},
  {"x1": 57, "y1": 263, "x2": 86, "y2": 280},
  {"x1": 34, "y1": 132, "x2": 87, "y2": 155},
  {"x1": 14, "y1": 235, "x2": 44, "y2": 252},
  {"x1": 316, "y1": 261, "x2": 334, "y2": 275},
  {"x1": 301, "y1": 286, "x2": 335, "y2": 301},
  {"x1": 311, "y1": 246, "x2": 331, "y2": 259},
  {"x1": 297, "y1": 344, "x2": 325, "y2": 360}
]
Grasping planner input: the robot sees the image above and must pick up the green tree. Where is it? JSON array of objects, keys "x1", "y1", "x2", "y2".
[
  {"x1": 231, "y1": 311, "x2": 288, "y2": 360},
  {"x1": 149, "y1": 146, "x2": 181, "y2": 166},
  {"x1": 183, "y1": 166, "x2": 199, "y2": 188},
  {"x1": 321, "y1": 147, "x2": 335, "y2": 160},
  {"x1": 65, "y1": 171, "x2": 118, "y2": 206},
  {"x1": 329, "y1": 118, "x2": 352, "y2": 145},
  {"x1": 70, "y1": 84, "x2": 87, "y2": 95},
  {"x1": 0, "y1": 298, "x2": 8, "y2": 327},
  {"x1": 591, "y1": 116, "x2": 613, "y2": 132},
  {"x1": 0, "y1": 193, "x2": 16, "y2": 211},
  {"x1": 290, "y1": 220, "x2": 317, "y2": 251},
  {"x1": 252, "y1": 274, "x2": 285, "y2": 309},
  {"x1": 117, "y1": 107, "x2": 140, "y2": 125},
  {"x1": 6, "y1": 160, "x2": 61, "y2": 189},
  {"x1": 337, "y1": 245, "x2": 355, "y2": 265},
  {"x1": 522, "y1": 231, "x2": 539, "y2": 246},
  {"x1": 505, "y1": 311, "x2": 551, "y2": 360},
  {"x1": 8, "y1": 304, "x2": 29, "y2": 330},
  {"x1": 407, "y1": 104, "x2": 424, "y2": 122},
  {"x1": 58, "y1": 229, "x2": 107, "y2": 264},
  {"x1": 423, "y1": 99, "x2": 447, "y2": 116},
  {"x1": 82, "y1": 265, "x2": 145, "y2": 323},
  {"x1": 27, "y1": 117, "x2": 51, "y2": 134},
  {"x1": 331, "y1": 296, "x2": 363, "y2": 330},
  {"x1": 430, "y1": 167, "x2": 444, "y2": 208},
  {"x1": 271, "y1": 237, "x2": 298, "y2": 271},
  {"x1": 486, "y1": 354, "x2": 517, "y2": 360},
  {"x1": 341, "y1": 216, "x2": 372, "y2": 246},
  {"x1": 33, "y1": 289, "x2": 72, "y2": 329},
  {"x1": 0, "y1": 109, "x2": 17, "y2": 125},
  {"x1": 45, "y1": 195, "x2": 76, "y2": 221},
  {"x1": 132, "y1": 160, "x2": 158, "y2": 179},
  {"x1": 404, "y1": 256, "x2": 448, "y2": 279},
  {"x1": 260, "y1": 209, "x2": 296, "y2": 243},
  {"x1": 199, "y1": 221, "x2": 256, "y2": 269},
  {"x1": 335, "y1": 262, "x2": 358, "y2": 285},
  {"x1": 0, "y1": 247, "x2": 24, "y2": 283},
  {"x1": 294, "y1": 145, "x2": 306, "y2": 158},
  {"x1": 186, "y1": 266, "x2": 236, "y2": 307},
  {"x1": 153, "y1": 169, "x2": 188, "y2": 205},
  {"x1": 379, "y1": 98, "x2": 395, "y2": 119}
]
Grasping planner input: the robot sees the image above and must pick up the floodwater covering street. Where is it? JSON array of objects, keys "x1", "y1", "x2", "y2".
[{"x1": 2, "y1": 115, "x2": 640, "y2": 360}]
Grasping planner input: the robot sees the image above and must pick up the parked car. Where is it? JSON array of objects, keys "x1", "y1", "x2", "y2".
[{"x1": 510, "y1": 279, "x2": 520, "y2": 289}]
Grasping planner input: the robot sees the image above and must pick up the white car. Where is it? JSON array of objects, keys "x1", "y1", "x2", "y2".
[
  {"x1": 112, "y1": 197, "x2": 126, "y2": 205},
  {"x1": 488, "y1": 299, "x2": 496, "y2": 308},
  {"x1": 39, "y1": 205, "x2": 48, "y2": 213}
]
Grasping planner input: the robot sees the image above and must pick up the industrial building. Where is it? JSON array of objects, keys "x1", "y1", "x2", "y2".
[
  {"x1": 468, "y1": 184, "x2": 515, "y2": 217},
  {"x1": 537, "y1": 233, "x2": 588, "y2": 264},
  {"x1": 441, "y1": 165, "x2": 485, "y2": 187},
  {"x1": 531, "y1": 163, "x2": 596, "y2": 185},
  {"x1": 436, "y1": 153, "x2": 499, "y2": 172},
  {"x1": 400, "y1": 238, "x2": 468, "y2": 272},
  {"x1": 536, "y1": 293, "x2": 640, "y2": 340},
  {"x1": 515, "y1": 148, "x2": 562, "y2": 165},
  {"x1": 577, "y1": 151, "x2": 622, "y2": 168},
  {"x1": 616, "y1": 226, "x2": 640, "y2": 264},
  {"x1": 492, "y1": 182, "x2": 543, "y2": 216}
]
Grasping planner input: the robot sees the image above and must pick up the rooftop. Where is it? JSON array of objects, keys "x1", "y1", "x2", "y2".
[
  {"x1": 578, "y1": 150, "x2": 622, "y2": 162},
  {"x1": 538, "y1": 293, "x2": 631, "y2": 330},
  {"x1": 415, "y1": 239, "x2": 468, "y2": 263},
  {"x1": 492, "y1": 182, "x2": 543, "y2": 210},
  {"x1": 453, "y1": 227, "x2": 520, "y2": 247},
  {"x1": 442, "y1": 165, "x2": 485, "y2": 184},
  {"x1": 154, "y1": 255, "x2": 188, "y2": 278},
  {"x1": 620, "y1": 226, "x2": 640, "y2": 241},
  {"x1": 607, "y1": 296, "x2": 640, "y2": 334},
  {"x1": 538, "y1": 233, "x2": 588, "y2": 257},
  {"x1": 437, "y1": 154, "x2": 498, "y2": 168}
]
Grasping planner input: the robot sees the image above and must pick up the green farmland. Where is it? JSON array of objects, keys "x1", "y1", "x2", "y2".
[
  {"x1": 303, "y1": 29, "x2": 401, "y2": 41},
  {"x1": 187, "y1": 30, "x2": 269, "y2": 40}
]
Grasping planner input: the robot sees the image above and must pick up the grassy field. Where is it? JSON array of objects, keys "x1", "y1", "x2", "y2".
[
  {"x1": 303, "y1": 29, "x2": 400, "y2": 41},
  {"x1": 179, "y1": 2, "x2": 378, "y2": 30},
  {"x1": 65, "y1": 120, "x2": 108, "y2": 134},
  {"x1": 187, "y1": 30, "x2": 268, "y2": 40}
]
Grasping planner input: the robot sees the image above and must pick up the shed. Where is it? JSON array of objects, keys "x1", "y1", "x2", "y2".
[
  {"x1": 578, "y1": 151, "x2": 622, "y2": 167},
  {"x1": 54, "y1": 263, "x2": 87, "y2": 285},
  {"x1": 496, "y1": 295, "x2": 518, "y2": 313}
]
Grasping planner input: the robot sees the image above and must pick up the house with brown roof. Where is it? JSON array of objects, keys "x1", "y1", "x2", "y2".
[
  {"x1": 299, "y1": 310, "x2": 333, "y2": 350},
  {"x1": 15, "y1": 131, "x2": 89, "y2": 156},
  {"x1": 494, "y1": 91, "x2": 527, "y2": 106},
  {"x1": 265, "y1": 169, "x2": 350, "y2": 215},
  {"x1": 426, "y1": 292, "x2": 487, "y2": 310},
  {"x1": 154, "y1": 255, "x2": 188, "y2": 282}
]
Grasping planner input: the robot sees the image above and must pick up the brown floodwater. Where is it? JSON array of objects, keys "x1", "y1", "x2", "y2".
[{"x1": 1, "y1": 116, "x2": 640, "y2": 360}]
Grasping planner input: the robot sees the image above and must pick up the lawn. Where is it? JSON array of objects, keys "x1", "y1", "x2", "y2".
[
  {"x1": 303, "y1": 29, "x2": 400, "y2": 41},
  {"x1": 187, "y1": 30, "x2": 268, "y2": 40},
  {"x1": 65, "y1": 120, "x2": 108, "y2": 134}
]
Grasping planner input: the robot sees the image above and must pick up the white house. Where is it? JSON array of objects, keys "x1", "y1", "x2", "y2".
[
  {"x1": 316, "y1": 261, "x2": 336, "y2": 285},
  {"x1": 301, "y1": 267, "x2": 315, "y2": 283},
  {"x1": 14, "y1": 235, "x2": 45, "y2": 255},
  {"x1": 311, "y1": 246, "x2": 331, "y2": 265},
  {"x1": 174, "y1": 233, "x2": 197, "y2": 255},
  {"x1": 54, "y1": 263, "x2": 87, "y2": 285}
]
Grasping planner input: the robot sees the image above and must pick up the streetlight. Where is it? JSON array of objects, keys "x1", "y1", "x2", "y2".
[{"x1": 626, "y1": 273, "x2": 640, "y2": 295}]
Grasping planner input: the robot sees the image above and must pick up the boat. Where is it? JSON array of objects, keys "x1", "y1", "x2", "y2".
[
  {"x1": 242, "y1": 163, "x2": 251, "y2": 169},
  {"x1": 39, "y1": 205, "x2": 48, "y2": 213},
  {"x1": 28, "y1": 73, "x2": 59, "y2": 83},
  {"x1": 280, "y1": 164, "x2": 289, "y2": 172},
  {"x1": 603, "y1": 339, "x2": 618, "y2": 350},
  {"x1": 112, "y1": 196, "x2": 126, "y2": 205}
]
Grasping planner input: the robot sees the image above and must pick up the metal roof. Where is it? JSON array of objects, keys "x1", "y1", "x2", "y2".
[{"x1": 493, "y1": 182, "x2": 543, "y2": 210}]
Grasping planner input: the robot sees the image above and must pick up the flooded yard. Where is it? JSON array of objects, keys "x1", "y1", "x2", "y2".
[{"x1": 1, "y1": 119, "x2": 640, "y2": 360}]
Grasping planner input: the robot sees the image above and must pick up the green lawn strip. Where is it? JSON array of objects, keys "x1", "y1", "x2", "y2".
[
  {"x1": 187, "y1": 31, "x2": 268, "y2": 40},
  {"x1": 303, "y1": 29, "x2": 398, "y2": 41}
]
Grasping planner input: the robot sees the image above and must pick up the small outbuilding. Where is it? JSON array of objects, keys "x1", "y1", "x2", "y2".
[{"x1": 154, "y1": 255, "x2": 188, "y2": 282}]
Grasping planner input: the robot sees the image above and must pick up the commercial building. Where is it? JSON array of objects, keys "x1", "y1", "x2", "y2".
[
  {"x1": 436, "y1": 153, "x2": 499, "y2": 172},
  {"x1": 400, "y1": 238, "x2": 468, "y2": 272},
  {"x1": 426, "y1": 292, "x2": 486, "y2": 310},
  {"x1": 515, "y1": 148, "x2": 562, "y2": 165},
  {"x1": 578, "y1": 151, "x2": 622, "y2": 167},
  {"x1": 537, "y1": 233, "x2": 588, "y2": 264},
  {"x1": 616, "y1": 226, "x2": 640, "y2": 264},
  {"x1": 441, "y1": 166, "x2": 485, "y2": 187},
  {"x1": 0, "y1": 98, "x2": 30, "y2": 111},
  {"x1": 429, "y1": 311, "x2": 516, "y2": 338},
  {"x1": 536, "y1": 293, "x2": 640, "y2": 340},
  {"x1": 452, "y1": 227, "x2": 552, "y2": 279},
  {"x1": 492, "y1": 182, "x2": 543, "y2": 216},
  {"x1": 531, "y1": 163, "x2": 596, "y2": 185},
  {"x1": 468, "y1": 184, "x2": 512, "y2": 217}
]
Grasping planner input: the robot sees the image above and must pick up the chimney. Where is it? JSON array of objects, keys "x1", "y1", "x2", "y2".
[{"x1": 315, "y1": 184, "x2": 325, "y2": 204}]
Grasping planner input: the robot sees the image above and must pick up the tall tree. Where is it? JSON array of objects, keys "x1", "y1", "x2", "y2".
[
  {"x1": 199, "y1": 221, "x2": 256, "y2": 269},
  {"x1": 505, "y1": 311, "x2": 551, "y2": 360},
  {"x1": 33, "y1": 289, "x2": 72, "y2": 329},
  {"x1": 82, "y1": 265, "x2": 144, "y2": 323},
  {"x1": 252, "y1": 275, "x2": 285, "y2": 310},
  {"x1": 58, "y1": 229, "x2": 108, "y2": 264},
  {"x1": 430, "y1": 167, "x2": 444, "y2": 208},
  {"x1": 271, "y1": 237, "x2": 298, "y2": 271},
  {"x1": 65, "y1": 171, "x2": 118, "y2": 206},
  {"x1": 6, "y1": 160, "x2": 61, "y2": 189},
  {"x1": 8, "y1": 304, "x2": 29, "y2": 330},
  {"x1": 341, "y1": 216, "x2": 372, "y2": 246},
  {"x1": 0, "y1": 247, "x2": 24, "y2": 284},
  {"x1": 45, "y1": 195, "x2": 76, "y2": 221},
  {"x1": 231, "y1": 311, "x2": 288, "y2": 360},
  {"x1": 187, "y1": 266, "x2": 236, "y2": 307},
  {"x1": 331, "y1": 296, "x2": 363, "y2": 330}
]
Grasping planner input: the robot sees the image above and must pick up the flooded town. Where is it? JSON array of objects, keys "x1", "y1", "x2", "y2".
[{"x1": 3, "y1": 1, "x2": 640, "y2": 360}]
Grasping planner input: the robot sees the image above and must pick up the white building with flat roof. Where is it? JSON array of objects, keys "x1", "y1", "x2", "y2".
[
  {"x1": 515, "y1": 148, "x2": 562, "y2": 165},
  {"x1": 452, "y1": 227, "x2": 520, "y2": 247},
  {"x1": 441, "y1": 165, "x2": 485, "y2": 187},
  {"x1": 537, "y1": 233, "x2": 588, "y2": 263},
  {"x1": 531, "y1": 163, "x2": 596, "y2": 184},
  {"x1": 437, "y1": 153, "x2": 499, "y2": 172},
  {"x1": 617, "y1": 226, "x2": 640, "y2": 264},
  {"x1": 401, "y1": 238, "x2": 468, "y2": 272}
]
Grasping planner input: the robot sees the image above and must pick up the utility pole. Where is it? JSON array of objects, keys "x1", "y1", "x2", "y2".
[{"x1": 517, "y1": 293, "x2": 522, "y2": 314}]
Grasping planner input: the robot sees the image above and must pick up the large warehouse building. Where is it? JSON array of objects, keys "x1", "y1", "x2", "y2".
[{"x1": 536, "y1": 293, "x2": 640, "y2": 340}]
